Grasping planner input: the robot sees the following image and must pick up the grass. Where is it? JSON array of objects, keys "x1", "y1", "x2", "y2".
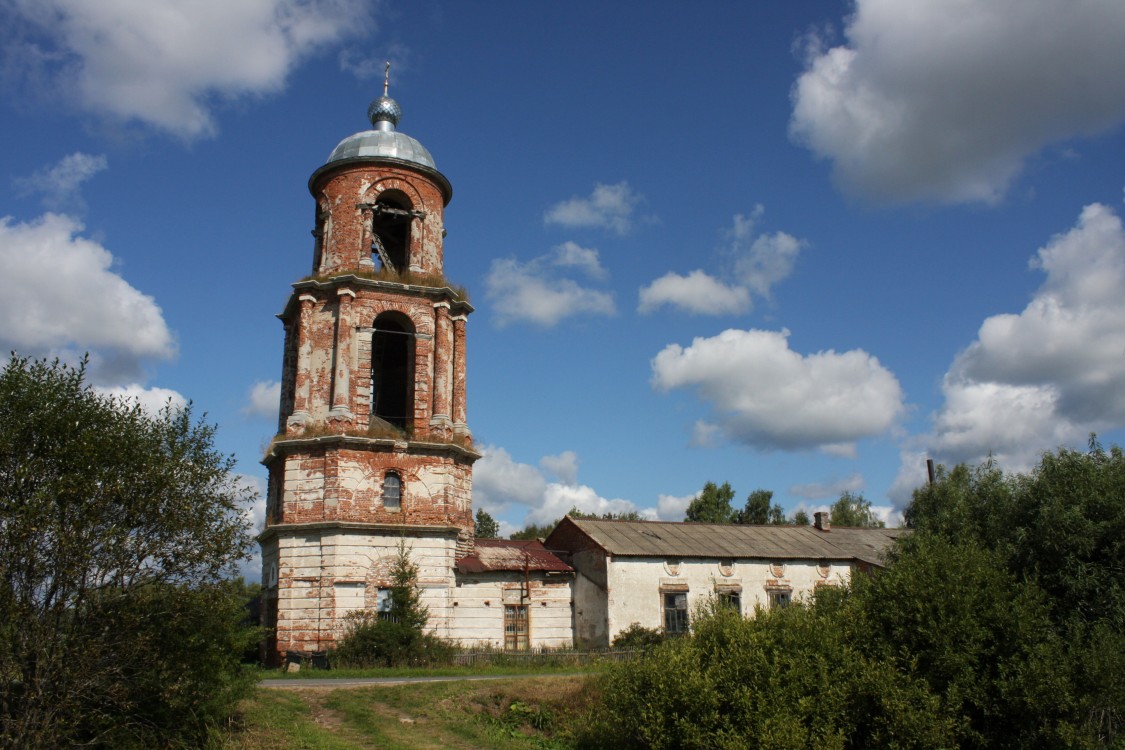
[
  {"x1": 299, "y1": 267, "x2": 470, "y2": 303},
  {"x1": 263, "y1": 423, "x2": 475, "y2": 461},
  {"x1": 261, "y1": 662, "x2": 593, "y2": 680},
  {"x1": 220, "y1": 676, "x2": 592, "y2": 749}
]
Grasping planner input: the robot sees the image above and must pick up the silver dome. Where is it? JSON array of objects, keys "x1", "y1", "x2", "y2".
[
  {"x1": 325, "y1": 129, "x2": 436, "y2": 169},
  {"x1": 367, "y1": 96, "x2": 402, "y2": 129}
]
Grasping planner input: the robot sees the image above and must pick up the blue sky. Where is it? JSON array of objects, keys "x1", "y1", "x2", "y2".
[{"x1": 3, "y1": 0, "x2": 1125, "y2": 552}]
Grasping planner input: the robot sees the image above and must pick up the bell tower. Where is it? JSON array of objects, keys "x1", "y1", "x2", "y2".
[{"x1": 259, "y1": 74, "x2": 478, "y2": 661}]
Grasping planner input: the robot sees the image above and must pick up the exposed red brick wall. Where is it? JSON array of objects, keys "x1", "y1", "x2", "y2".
[
  {"x1": 311, "y1": 166, "x2": 447, "y2": 276},
  {"x1": 264, "y1": 140, "x2": 481, "y2": 663}
]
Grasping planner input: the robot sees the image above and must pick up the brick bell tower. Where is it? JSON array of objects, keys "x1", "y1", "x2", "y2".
[{"x1": 259, "y1": 73, "x2": 478, "y2": 661}]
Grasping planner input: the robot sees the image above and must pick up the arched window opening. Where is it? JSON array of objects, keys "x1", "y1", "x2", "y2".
[
  {"x1": 371, "y1": 312, "x2": 414, "y2": 429},
  {"x1": 382, "y1": 472, "x2": 402, "y2": 511},
  {"x1": 371, "y1": 192, "x2": 412, "y2": 274}
]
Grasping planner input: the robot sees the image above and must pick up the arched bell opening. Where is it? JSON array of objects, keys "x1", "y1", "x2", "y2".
[
  {"x1": 370, "y1": 311, "x2": 415, "y2": 430},
  {"x1": 371, "y1": 190, "x2": 413, "y2": 274}
]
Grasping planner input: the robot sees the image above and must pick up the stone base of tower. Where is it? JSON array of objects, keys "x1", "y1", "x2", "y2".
[
  {"x1": 260, "y1": 523, "x2": 464, "y2": 660},
  {"x1": 259, "y1": 433, "x2": 479, "y2": 663},
  {"x1": 259, "y1": 526, "x2": 578, "y2": 664}
]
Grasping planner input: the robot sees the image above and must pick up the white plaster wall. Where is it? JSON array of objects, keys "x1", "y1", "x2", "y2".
[
  {"x1": 448, "y1": 574, "x2": 573, "y2": 649},
  {"x1": 604, "y1": 556, "x2": 855, "y2": 643},
  {"x1": 274, "y1": 528, "x2": 460, "y2": 649},
  {"x1": 573, "y1": 572, "x2": 608, "y2": 648},
  {"x1": 272, "y1": 528, "x2": 578, "y2": 652}
]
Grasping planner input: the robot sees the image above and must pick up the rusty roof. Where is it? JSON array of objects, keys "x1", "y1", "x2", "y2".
[
  {"x1": 546, "y1": 517, "x2": 906, "y2": 567},
  {"x1": 456, "y1": 539, "x2": 573, "y2": 575}
]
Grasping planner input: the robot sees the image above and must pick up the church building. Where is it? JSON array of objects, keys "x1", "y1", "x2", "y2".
[
  {"x1": 258, "y1": 83, "x2": 902, "y2": 663},
  {"x1": 257, "y1": 82, "x2": 575, "y2": 662}
]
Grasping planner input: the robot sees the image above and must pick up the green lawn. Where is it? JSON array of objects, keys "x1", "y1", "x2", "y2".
[
  {"x1": 220, "y1": 676, "x2": 592, "y2": 750},
  {"x1": 260, "y1": 663, "x2": 592, "y2": 680}
]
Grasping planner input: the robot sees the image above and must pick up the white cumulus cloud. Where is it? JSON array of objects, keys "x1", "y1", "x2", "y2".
[
  {"x1": 544, "y1": 182, "x2": 642, "y2": 235},
  {"x1": 891, "y1": 200, "x2": 1125, "y2": 503},
  {"x1": 656, "y1": 492, "x2": 696, "y2": 521},
  {"x1": 14, "y1": 152, "x2": 107, "y2": 212},
  {"x1": 652, "y1": 328, "x2": 904, "y2": 453},
  {"x1": 3, "y1": 0, "x2": 374, "y2": 139},
  {"x1": 484, "y1": 246, "x2": 616, "y2": 327},
  {"x1": 638, "y1": 270, "x2": 751, "y2": 315},
  {"x1": 244, "y1": 380, "x2": 281, "y2": 419},
  {"x1": 472, "y1": 445, "x2": 646, "y2": 527},
  {"x1": 732, "y1": 226, "x2": 804, "y2": 299},
  {"x1": 639, "y1": 207, "x2": 804, "y2": 316},
  {"x1": 551, "y1": 241, "x2": 608, "y2": 280},
  {"x1": 94, "y1": 384, "x2": 187, "y2": 415},
  {"x1": 471, "y1": 445, "x2": 549, "y2": 517},
  {"x1": 0, "y1": 213, "x2": 176, "y2": 382},
  {"x1": 539, "y1": 450, "x2": 579, "y2": 486},
  {"x1": 529, "y1": 484, "x2": 642, "y2": 527},
  {"x1": 790, "y1": 0, "x2": 1125, "y2": 204}
]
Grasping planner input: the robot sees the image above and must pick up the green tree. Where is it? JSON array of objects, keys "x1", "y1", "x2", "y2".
[
  {"x1": 474, "y1": 508, "x2": 500, "y2": 538},
  {"x1": 567, "y1": 506, "x2": 644, "y2": 521},
  {"x1": 909, "y1": 440, "x2": 1125, "y2": 632},
  {"x1": 685, "y1": 481, "x2": 735, "y2": 523},
  {"x1": 906, "y1": 441, "x2": 1125, "y2": 743},
  {"x1": 0, "y1": 356, "x2": 256, "y2": 748},
  {"x1": 509, "y1": 520, "x2": 558, "y2": 540},
  {"x1": 793, "y1": 508, "x2": 811, "y2": 526},
  {"x1": 385, "y1": 538, "x2": 428, "y2": 630},
  {"x1": 733, "y1": 488, "x2": 786, "y2": 524},
  {"x1": 333, "y1": 539, "x2": 451, "y2": 667},
  {"x1": 848, "y1": 535, "x2": 1077, "y2": 748},
  {"x1": 829, "y1": 490, "x2": 885, "y2": 527}
]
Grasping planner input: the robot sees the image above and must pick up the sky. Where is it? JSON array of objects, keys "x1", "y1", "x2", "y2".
[{"x1": 3, "y1": 0, "x2": 1125, "y2": 567}]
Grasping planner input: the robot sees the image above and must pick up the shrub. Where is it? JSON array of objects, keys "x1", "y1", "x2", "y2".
[
  {"x1": 330, "y1": 539, "x2": 456, "y2": 668},
  {"x1": 332, "y1": 611, "x2": 455, "y2": 668},
  {"x1": 611, "y1": 623, "x2": 664, "y2": 650}
]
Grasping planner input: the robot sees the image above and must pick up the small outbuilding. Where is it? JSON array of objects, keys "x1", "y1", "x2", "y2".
[
  {"x1": 545, "y1": 514, "x2": 905, "y2": 647},
  {"x1": 452, "y1": 539, "x2": 574, "y2": 650}
]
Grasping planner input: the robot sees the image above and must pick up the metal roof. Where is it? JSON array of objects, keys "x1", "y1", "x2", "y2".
[
  {"x1": 456, "y1": 539, "x2": 573, "y2": 575},
  {"x1": 323, "y1": 94, "x2": 437, "y2": 169},
  {"x1": 326, "y1": 129, "x2": 436, "y2": 169},
  {"x1": 551, "y1": 517, "x2": 905, "y2": 567}
]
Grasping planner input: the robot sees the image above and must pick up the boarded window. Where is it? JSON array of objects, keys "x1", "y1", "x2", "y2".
[
  {"x1": 504, "y1": 605, "x2": 529, "y2": 651},
  {"x1": 663, "y1": 592, "x2": 689, "y2": 635},
  {"x1": 382, "y1": 472, "x2": 402, "y2": 511}
]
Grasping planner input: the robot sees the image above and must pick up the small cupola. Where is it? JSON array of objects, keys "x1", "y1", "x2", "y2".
[{"x1": 321, "y1": 63, "x2": 439, "y2": 171}]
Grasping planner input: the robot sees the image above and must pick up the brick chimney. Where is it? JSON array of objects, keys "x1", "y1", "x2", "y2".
[{"x1": 814, "y1": 511, "x2": 831, "y2": 532}]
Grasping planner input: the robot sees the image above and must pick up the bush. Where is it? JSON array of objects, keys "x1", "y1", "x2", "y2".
[
  {"x1": 581, "y1": 601, "x2": 950, "y2": 750},
  {"x1": 332, "y1": 611, "x2": 455, "y2": 668},
  {"x1": 611, "y1": 623, "x2": 664, "y2": 650},
  {"x1": 330, "y1": 539, "x2": 456, "y2": 668}
]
